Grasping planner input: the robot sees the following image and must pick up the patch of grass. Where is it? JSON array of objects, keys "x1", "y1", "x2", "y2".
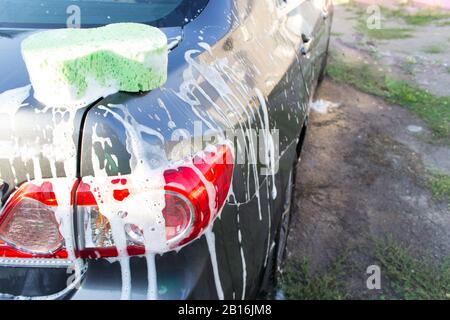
[
  {"x1": 351, "y1": 4, "x2": 413, "y2": 40},
  {"x1": 385, "y1": 80, "x2": 450, "y2": 139},
  {"x1": 423, "y1": 45, "x2": 445, "y2": 54},
  {"x1": 326, "y1": 59, "x2": 386, "y2": 96},
  {"x1": 331, "y1": 32, "x2": 344, "y2": 37},
  {"x1": 344, "y1": 3, "x2": 411, "y2": 40},
  {"x1": 400, "y1": 63, "x2": 414, "y2": 75},
  {"x1": 374, "y1": 240, "x2": 450, "y2": 299},
  {"x1": 282, "y1": 241, "x2": 450, "y2": 299},
  {"x1": 381, "y1": 7, "x2": 450, "y2": 26},
  {"x1": 326, "y1": 56, "x2": 450, "y2": 140},
  {"x1": 401, "y1": 56, "x2": 417, "y2": 75},
  {"x1": 429, "y1": 172, "x2": 450, "y2": 201},
  {"x1": 437, "y1": 20, "x2": 450, "y2": 27},
  {"x1": 280, "y1": 256, "x2": 349, "y2": 300},
  {"x1": 355, "y1": 19, "x2": 413, "y2": 40}
]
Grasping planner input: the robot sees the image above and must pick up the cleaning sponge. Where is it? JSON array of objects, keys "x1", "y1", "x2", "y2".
[{"x1": 21, "y1": 23, "x2": 168, "y2": 108}]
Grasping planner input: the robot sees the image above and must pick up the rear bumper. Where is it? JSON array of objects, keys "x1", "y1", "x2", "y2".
[{"x1": 0, "y1": 233, "x2": 221, "y2": 300}]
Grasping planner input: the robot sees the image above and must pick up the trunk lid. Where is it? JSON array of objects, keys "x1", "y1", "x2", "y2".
[{"x1": 0, "y1": 27, "x2": 182, "y2": 206}]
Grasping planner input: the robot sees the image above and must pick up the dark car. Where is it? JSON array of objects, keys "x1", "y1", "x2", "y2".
[{"x1": 0, "y1": 0, "x2": 332, "y2": 299}]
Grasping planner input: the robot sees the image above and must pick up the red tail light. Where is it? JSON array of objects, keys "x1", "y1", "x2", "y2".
[
  {"x1": 0, "y1": 181, "x2": 68, "y2": 259},
  {"x1": 77, "y1": 143, "x2": 233, "y2": 258},
  {"x1": 0, "y1": 144, "x2": 233, "y2": 262}
]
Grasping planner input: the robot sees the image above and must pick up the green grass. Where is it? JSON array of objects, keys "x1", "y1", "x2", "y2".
[
  {"x1": 437, "y1": 20, "x2": 450, "y2": 26},
  {"x1": 282, "y1": 241, "x2": 450, "y2": 299},
  {"x1": 355, "y1": 19, "x2": 413, "y2": 40},
  {"x1": 327, "y1": 59, "x2": 386, "y2": 96},
  {"x1": 349, "y1": 3, "x2": 413, "y2": 40},
  {"x1": 401, "y1": 57, "x2": 417, "y2": 75},
  {"x1": 381, "y1": 7, "x2": 450, "y2": 26},
  {"x1": 429, "y1": 172, "x2": 450, "y2": 201},
  {"x1": 280, "y1": 256, "x2": 349, "y2": 300},
  {"x1": 326, "y1": 56, "x2": 450, "y2": 140},
  {"x1": 374, "y1": 240, "x2": 450, "y2": 299},
  {"x1": 423, "y1": 45, "x2": 445, "y2": 54},
  {"x1": 385, "y1": 80, "x2": 450, "y2": 139},
  {"x1": 353, "y1": 5, "x2": 450, "y2": 40}
]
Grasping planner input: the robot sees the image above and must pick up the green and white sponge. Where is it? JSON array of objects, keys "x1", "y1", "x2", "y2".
[{"x1": 21, "y1": 23, "x2": 168, "y2": 108}]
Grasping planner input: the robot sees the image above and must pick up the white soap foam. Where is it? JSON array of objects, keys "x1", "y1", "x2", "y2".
[
  {"x1": 310, "y1": 99, "x2": 341, "y2": 114},
  {"x1": 238, "y1": 229, "x2": 247, "y2": 299},
  {"x1": 407, "y1": 125, "x2": 423, "y2": 133},
  {"x1": 91, "y1": 104, "x2": 169, "y2": 299},
  {"x1": 205, "y1": 229, "x2": 224, "y2": 300},
  {"x1": 0, "y1": 85, "x2": 31, "y2": 126},
  {"x1": 146, "y1": 253, "x2": 158, "y2": 300}
]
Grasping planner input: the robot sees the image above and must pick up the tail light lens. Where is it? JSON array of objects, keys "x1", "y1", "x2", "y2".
[
  {"x1": 78, "y1": 143, "x2": 233, "y2": 258},
  {"x1": 0, "y1": 144, "x2": 233, "y2": 261},
  {"x1": 0, "y1": 181, "x2": 68, "y2": 259}
]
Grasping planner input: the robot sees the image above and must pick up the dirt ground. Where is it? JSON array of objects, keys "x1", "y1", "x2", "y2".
[{"x1": 284, "y1": 1, "x2": 450, "y2": 299}]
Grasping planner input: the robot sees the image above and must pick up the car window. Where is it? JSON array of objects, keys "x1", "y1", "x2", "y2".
[{"x1": 0, "y1": 0, "x2": 209, "y2": 29}]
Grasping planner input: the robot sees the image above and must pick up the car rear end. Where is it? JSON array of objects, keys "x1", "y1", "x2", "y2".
[{"x1": 0, "y1": 0, "x2": 237, "y2": 300}]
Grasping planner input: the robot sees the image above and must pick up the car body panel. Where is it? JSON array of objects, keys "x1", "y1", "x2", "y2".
[{"x1": 0, "y1": 0, "x2": 332, "y2": 299}]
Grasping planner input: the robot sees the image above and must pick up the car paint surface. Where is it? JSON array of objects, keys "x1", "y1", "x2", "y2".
[{"x1": 0, "y1": 0, "x2": 332, "y2": 299}]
